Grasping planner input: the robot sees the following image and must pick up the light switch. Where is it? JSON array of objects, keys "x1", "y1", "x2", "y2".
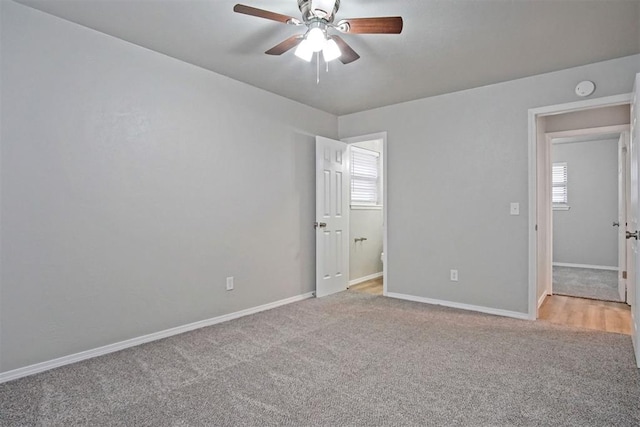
[{"x1": 510, "y1": 202, "x2": 520, "y2": 215}]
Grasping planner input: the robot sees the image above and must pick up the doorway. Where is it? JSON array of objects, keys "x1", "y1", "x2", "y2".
[
  {"x1": 528, "y1": 94, "x2": 633, "y2": 335},
  {"x1": 528, "y1": 95, "x2": 632, "y2": 316},
  {"x1": 314, "y1": 132, "x2": 388, "y2": 298},
  {"x1": 343, "y1": 133, "x2": 387, "y2": 296}
]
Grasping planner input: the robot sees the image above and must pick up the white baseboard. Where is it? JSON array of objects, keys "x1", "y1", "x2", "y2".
[
  {"x1": 386, "y1": 292, "x2": 529, "y2": 321},
  {"x1": 0, "y1": 291, "x2": 314, "y2": 384},
  {"x1": 538, "y1": 291, "x2": 549, "y2": 309},
  {"x1": 552, "y1": 262, "x2": 618, "y2": 271},
  {"x1": 349, "y1": 272, "x2": 383, "y2": 287}
]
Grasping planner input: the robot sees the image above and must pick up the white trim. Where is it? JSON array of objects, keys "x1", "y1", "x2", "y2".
[
  {"x1": 552, "y1": 262, "x2": 619, "y2": 271},
  {"x1": 387, "y1": 292, "x2": 530, "y2": 321},
  {"x1": 538, "y1": 290, "x2": 549, "y2": 309},
  {"x1": 528, "y1": 93, "x2": 633, "y2": 321},
  {"x1": 341, "y1": 132, "x2": 388, "y2": 296},
  {"x1": 348, "y1": 272, "x2": 383, "y2": 287},
  {"x1": 530, "y1": 93, "x2": 632, "y2": 116},
  {"x1": 350, "y1": 204, "x2": 383, "y2": 210},
  {"x1": 528, "y1": 108, "x2": 538, "y2": 320},
  {"x1": 547, "y1": 124, "x2": 630, "y2": 141},
  {"x1": 0, "y1": 292, "x2": 314, "y2": 384},
  {"x1": 632, "y1": 311, "x2": 640, "y2": 368}
]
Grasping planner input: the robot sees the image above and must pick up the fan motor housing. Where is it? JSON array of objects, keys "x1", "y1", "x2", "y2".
[{"x1": 298, "y1": 0, "x2": 340, "y2": 23}]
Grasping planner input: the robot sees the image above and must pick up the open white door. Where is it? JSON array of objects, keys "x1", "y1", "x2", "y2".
[
  {"x1": 315, "y1": 136, "x2": 349, "y2": 298},
  {"x1": 631, "y1": 74, "x2": 640, "y2": 367},
  {"x1": 618, "y1": 132, "x2": 628, "y2": 302}
]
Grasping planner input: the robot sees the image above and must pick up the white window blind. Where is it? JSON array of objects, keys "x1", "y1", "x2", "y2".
[
  {"x1": 351, "y1": 146, "x2": 380, "y2": 205},
  {"x1": 552, "y1": 162, "x2": 568, "y2": 205}
]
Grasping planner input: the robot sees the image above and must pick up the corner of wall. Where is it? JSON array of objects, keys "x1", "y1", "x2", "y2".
[
  {"x1": 336, "y1": 115, "x2": 345, "y2": 140},
  {"x1": 0, "y1": 0, "x2": 4, "y2": 375}
]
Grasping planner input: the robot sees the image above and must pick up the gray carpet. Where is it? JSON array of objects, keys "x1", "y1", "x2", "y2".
[
  {"x1": 1, "y1": 291, "x2": 639, "y2": 426},
  {"x1": 553, "y1": 266, "x2": 621, "y2": 301}
]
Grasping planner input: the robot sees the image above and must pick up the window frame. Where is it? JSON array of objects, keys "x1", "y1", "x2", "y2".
[
  {"x1": 552, "y1": 161, "x2": 570, "y2": 210},
  {"x1": 350, "y1": 145, "x2": 382, "y2": 208}
]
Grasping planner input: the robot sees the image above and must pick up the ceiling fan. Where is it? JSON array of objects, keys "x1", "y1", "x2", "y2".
[{"x1": 233, "y1": 0, "x2": 403, "y2": 65}]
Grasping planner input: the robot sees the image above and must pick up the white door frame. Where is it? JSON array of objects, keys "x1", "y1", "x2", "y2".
[
  {"x1": 618, "y1": 131, "x2": 630, "y2": 302},
  {"x1": 528, "y1": 93, "x2": 633, "y2": 319},
  {"x1": 341, "y1": 132, "x2": 389, "y2": 296}
]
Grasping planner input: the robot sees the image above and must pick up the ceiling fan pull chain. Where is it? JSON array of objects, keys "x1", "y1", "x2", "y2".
[{"x1": 316, "y1": 52, "x2": 320, "y2": 84}]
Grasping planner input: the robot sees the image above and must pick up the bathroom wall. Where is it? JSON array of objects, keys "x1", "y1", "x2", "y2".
[{"x1": 349, "y1": 139, "x2": 383, "y2": 282}]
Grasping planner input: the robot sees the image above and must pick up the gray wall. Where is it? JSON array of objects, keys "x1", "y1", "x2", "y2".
[
  {"x1": 552, "y1": 139, "x2": 619, "y2": 267},
  {"x1": 349, "y1": 140, "x2": 383, "y2": 281},
  {"x1": 350, "y1": 210, "x2": 383, "y2": 280},
  {"x1": 339, "y1": 54, "x2": 640, "y2": 313},
  {"x1": 0, "y1": 2, "x2": 337, "y2": 372}
]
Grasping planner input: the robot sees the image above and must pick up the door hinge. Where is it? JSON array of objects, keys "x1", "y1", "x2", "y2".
[
  {"x1": 623, "y1": 271, "x2": 627, "y2": 279},
  {"x1": 535, "y1": 224, "x2": 538, "y2": 231}
]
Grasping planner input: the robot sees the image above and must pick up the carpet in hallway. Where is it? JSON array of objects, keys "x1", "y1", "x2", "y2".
[{"x1": 553, "y1": 266, "x2": 620, "y2": 301}]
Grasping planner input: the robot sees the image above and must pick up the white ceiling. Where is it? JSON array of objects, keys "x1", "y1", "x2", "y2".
[{"x1": 14, "y1": 0, "x2": 640, "y2": 115}]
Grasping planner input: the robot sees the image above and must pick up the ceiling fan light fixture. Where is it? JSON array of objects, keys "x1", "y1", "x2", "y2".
[
  {"x1": 306, "y1": 25, "x2": 326, "y2": 52},
  {"x1": 322, "y1": 38, "x2": 341, "y2": 62},
  {"x1": 234, "y1": 1, "x2": 402, "y2": 65},
  {"x1": 294, "y1": 39, "x2": 314, "y2": 62}
]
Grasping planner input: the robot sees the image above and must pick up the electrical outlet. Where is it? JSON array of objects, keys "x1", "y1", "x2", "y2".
[
  {"x1": 450, "y1": 269, "x2": 458, "y2": 282},
  {"x1": 226, "y1": 276, "x2": 234, "y2": 291}
]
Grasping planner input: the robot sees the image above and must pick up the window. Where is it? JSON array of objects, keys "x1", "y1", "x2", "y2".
[
  {"x1": 552, "y1": 162, "x2": 569, "y2": 209},
  {"x1": 350, "y1": 146, "x2": 380, "y2": 206}
]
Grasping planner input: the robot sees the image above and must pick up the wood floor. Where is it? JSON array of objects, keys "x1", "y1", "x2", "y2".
[
  {"x1": 539, "y1": 294, "x2": 631, "y2": 335},
  {"x1": 349, "y1": 277, "x2": 383, "y2": 295}
]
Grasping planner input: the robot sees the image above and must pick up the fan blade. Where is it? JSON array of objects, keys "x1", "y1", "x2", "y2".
[
  {"x1": 265, "y1": 35, "x2": 304, "y2": 55},
  {"x1": 331, "y1": 36, "x2": 360, "y2": 64},
  {"x1": 337, "y1": 17, "x2": 403, "y2": 34},
  {"x1": 233, "y1": 4, "x2": 299, "y2": 25}
]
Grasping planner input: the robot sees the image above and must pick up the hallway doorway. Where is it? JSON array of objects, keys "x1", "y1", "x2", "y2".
[{"x1": 528, "y1": 95, "x2": 632, "y2": 318}]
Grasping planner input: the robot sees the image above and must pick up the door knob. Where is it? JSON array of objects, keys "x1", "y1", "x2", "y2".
[
  {"x1": 314, "y1": 222, "x2": 327, "y2": 229},
  {"x1": 626, "y1": 230, "x2": 638, "y2": 240},
  {"x1": 613, "y1": 221, "x2": 620, "y2": 227}
]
